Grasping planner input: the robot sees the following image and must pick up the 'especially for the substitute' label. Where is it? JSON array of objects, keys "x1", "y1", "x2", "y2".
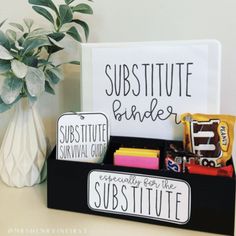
[{"x1": 88, "y1": 170, "x2": 191, "y2": 224}]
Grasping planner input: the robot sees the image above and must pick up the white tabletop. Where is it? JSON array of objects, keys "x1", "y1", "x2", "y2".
[{"x1": 0, "y1": 180, "x2": 223, "y2": 236}]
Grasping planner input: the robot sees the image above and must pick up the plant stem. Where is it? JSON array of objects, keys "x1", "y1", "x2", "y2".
[{"x1": 43, "y1": 53, "x2": 52, "y2": 72}]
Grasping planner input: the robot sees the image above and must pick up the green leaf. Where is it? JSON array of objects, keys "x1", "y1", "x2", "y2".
[
  {"x1": 48, "y1": 37, "x2": 64, "y2": 49},
  {"x1": 0, "y1": 31, "x2": 10, "y2": 50},
  {"x1": 47, "y1": 45, "x2": 63, "y2": 54},
  {"x1": 0, "y1": 60, "x2": 11, "y2": 73},
  {"x1": 24, "y1": 18, "x2": 34, "y2": 31},
  {"x1": 72, "y1": 3, "x2": 93, "y2": 14},
  {"x1": 22, "y1": 35, "x2": 51, "y2": 55},
  {"x1": 59, "y1": 5, "x2": 73, "y2": 25},
  {"x1": 32, "y1": 6, "x2": 54, "y2": 24},
  {"x1": 72, "y1": 19, "x2": 89, "y2": 41},
  {"x1": 23, "y1": 83, "x2": 37, "y2": 103},
  {"x1": 0, "y1": 97, "x2": 12, "y2": 113},
  {"x1": 17, "y1": 36, "x2": 25, "y2": 46},
  {"x1": 55, "y1": 60, "x2": 80, "y2": 67},
  {"x1": 65, "y1": 0, "x2": 75, "y2": 5},
  {"x1": 25, "y1": 67, "x2": 45, "y2": 97},
  {"x1": 69, "y1": 61, "x2": 80, "y2": 65},
  {"x1": 38, "y1": 59, "x2": 54, "y2": 67},
  {"x1": 9, "y1": 23, "x2": 24, "y2": 32},
  {"x1": 28, "y1": 0, "x2": 59, "y2": 16},
  {"x1": 15, "y1": 41, "x2": 24, "y2": 51},
  {"x1": 6, "y1": 29, "x2": 17, "y2": 41},
  {"x1": 11, "y1": 60, "x2": 28, "y2": 78},
  {"x1": 23, "y1": 56, "x2": 38, "y2": 67},
  {"x1": 47, "y1": 34, "x2": 64, "y2": 54},
  {"x1": 1, "y1": 76, "x2": 23, "y2": 104},
  {"x1": 27, "y1": 28, "x2": 52, "y2": 38},
  {"x1": 47, "y1": 37, "x2": 64, "y2": 54},
  {"x1": 0, "y1": 19, "x2": 7, "y2": 28},
  {"x1": 0, "y1": 45, "x2": 14, "y2": 60},
  {"x1": 45, "y1": 80, "x2": 55, "y2": 95},
  {"x1": 56, "y1": 17, "x2": 60, "y2": 28},
  {"x1": 66, "y1": 26, "x2": 82, "y2": 42},
  {"x1": 45, "y1": 67, "x2": 63, "y2": 84},
  {"x1": 48, "y1": 32, "x2": 65, "y2": 41}
]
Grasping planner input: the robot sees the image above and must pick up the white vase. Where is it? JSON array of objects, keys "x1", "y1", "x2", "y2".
[{"x1": 0, "y1": 98, "x2": 47, "y2": 187}]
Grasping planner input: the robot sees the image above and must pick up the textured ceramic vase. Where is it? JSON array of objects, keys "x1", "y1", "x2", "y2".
[{"x1": 0, "y1": 98, "x2": 47, "y2": 187}]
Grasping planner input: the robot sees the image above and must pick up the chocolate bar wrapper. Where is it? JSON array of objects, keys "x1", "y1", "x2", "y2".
[{"x1": 181, "y1": 113, "x2": 236, "y2": 167}]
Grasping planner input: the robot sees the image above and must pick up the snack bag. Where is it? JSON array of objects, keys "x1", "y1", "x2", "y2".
[{"x1": 181, "y1": 113, "x2": 236, "y2": 167}]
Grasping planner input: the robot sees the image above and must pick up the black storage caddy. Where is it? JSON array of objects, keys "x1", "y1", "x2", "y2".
[{"x1": 47, "y1": 136, "x2": 235, "y2": 235}]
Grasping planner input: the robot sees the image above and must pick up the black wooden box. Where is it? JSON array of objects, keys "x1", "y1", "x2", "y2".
[{"x1": 47, "y1": 136, "x2": 235, "y2": 235}]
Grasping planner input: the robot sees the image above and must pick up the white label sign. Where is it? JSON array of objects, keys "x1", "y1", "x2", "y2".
[
  {"x1": 88, "y1": 170, "x2": 191, "y2": 224},
  {"x1": 92, "y1": 45, "x2": 209, "y2": 140},
  {"x1": 57, "y1": 112, "x2": 109, "y2": 163}
]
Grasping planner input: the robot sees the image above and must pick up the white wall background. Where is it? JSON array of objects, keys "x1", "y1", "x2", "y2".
[{"x1": 0, "y1": 0, "x2": 235, "y2": 147}]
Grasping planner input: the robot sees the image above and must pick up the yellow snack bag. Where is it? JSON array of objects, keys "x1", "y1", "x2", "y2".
[{"x1": 181, "y1": 113, "x2": 236, "y2": 167}]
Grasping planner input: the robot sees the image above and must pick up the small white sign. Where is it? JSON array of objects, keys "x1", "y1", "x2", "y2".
[
  {"x1": 57, "y1": 112, "x2": 109, "y2": 163},
  {"x1": 88, "y1": 170, "x2": 191, "y2": 224}
]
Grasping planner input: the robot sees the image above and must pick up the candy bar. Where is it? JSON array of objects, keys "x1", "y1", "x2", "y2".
[
  {"x1": 181, "y1": 113, "x2": 236, "y2": 167},
  {"x1": 165, "y1": 143, "x2": 199, "y2": 173},
  {"x1": 186, "y1": 164, "x2": 234, "y2": 177}
]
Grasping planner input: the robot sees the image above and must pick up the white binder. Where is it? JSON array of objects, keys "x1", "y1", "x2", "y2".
[{"x1": 80, "y1": 40, "x2": 221, "y2": 140}]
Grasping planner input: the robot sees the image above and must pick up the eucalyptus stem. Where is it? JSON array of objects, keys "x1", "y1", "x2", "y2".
[{"x1": 43, "y1": 53, "x2": 52, "y2": 72}]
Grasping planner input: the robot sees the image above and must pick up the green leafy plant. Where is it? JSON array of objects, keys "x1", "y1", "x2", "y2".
[{"x1": 0, "y1": 0, "x2": 93, "y2": 112}]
